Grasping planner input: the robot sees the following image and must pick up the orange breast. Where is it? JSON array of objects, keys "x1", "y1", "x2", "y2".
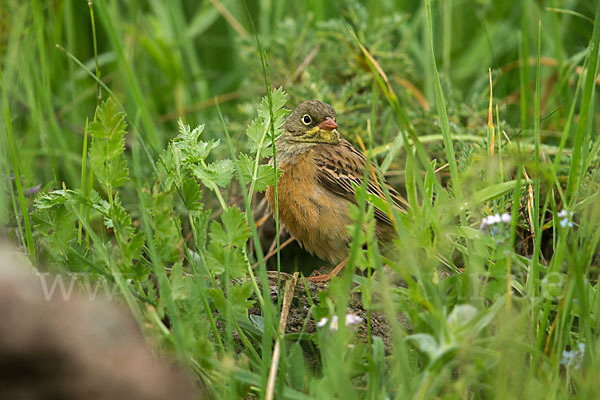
[{"x1": 265, "y1": 151, "x2": 352, "y2": 264}]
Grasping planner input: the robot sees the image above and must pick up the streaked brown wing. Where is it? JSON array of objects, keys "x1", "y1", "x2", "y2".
[{"x1": 312, "y1": 139, "x2": 406, "y2": 225}]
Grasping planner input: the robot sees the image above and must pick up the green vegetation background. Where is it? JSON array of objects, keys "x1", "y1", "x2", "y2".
[{"x1": 1, "y1": 0, "x2": 600, "y2": 399}]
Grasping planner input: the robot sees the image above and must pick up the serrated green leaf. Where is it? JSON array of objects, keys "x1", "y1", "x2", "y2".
[
  {"x1": 258, "y1": 87, "x2": 288, "y2": 121},
  {"x1": 176, "y1": 119, "x2": 204, "y2": 142},
  {"x1": 272, "y1": 106, "x2": 290, "y2": 131},
  {"x1": 271, "y1": 87, "x2": 288, "y2": 111},
  {"x1": 92, "y1": 198, "x2": 111, "y2": 217},
  {"x1": 260, "y1": 146, "x2": 274, "y2": 158},
  {"x1": 209, "y1": 159, "x2": 234, "y2": 187},
  {"x1": 209, "y1": 206, "x2": 250, "y2": 248},
  {"x1": 105, "y1": 196, "x2": 135, "y2": 240},
  {"x1": 90, "y1": 149, "x2": 129, "y2": 189},
  {"x1": 192, "y1": 159, "x2": 234, "y2": 188},
  {"x1": 89, "y1": 98, "x2": 127, "y2": 140},
  {"x1": 245, "y1": 118, "x2": 264, "y2": 147},
  {"x1": 205, "y1": 243, "x2": 225, "y2": 275},
  {"x1": 182, "y1": 178, "x2": 203, "y2": 211},
  {"x1": 88, "y1": 98, "x2": 129, "y2": 190},
  {"x1": 254, "y1": 88, "x2": 290, "y2": 147},
  {"x1": 31, "y1": 195, "x2": 77, "y2": 261},
  {"x1": 151, "y1": 190, "x2": 183, "y2": 264},
  {"x1": 33, "y1": 190, "x2": 68, "y2": 209},
  {"x1": 169, "y1": 261, "x2": 192, "y2": 301},
  {"x1": 91, "y1": 135, "x2": 126, "y2": 161},
  {"x1": 156, "y1": 146, "x2": 178, "y2": 189},
  {"x1": 207, "y1": 282, "x2": 255, "y2": 321},
  {"x1": 205, "y1": 243, "x2": 247, "y2": 278},
  {"x1": 68, "y1": 188, "x2": 102, "y2": 208},
  {"x1": 143, "y1": 276, "x2": 158, "y2": 304},
  {"x1": 237, "y1": 153, "x2": 279, "y2": 192},
  {"x1": 173, "y1": 120, "x2": 219, "y2": 163},
  {"x1": 122, "y1": 231, "x2": 145, "y2": 261},
  {"x1": 182, "y1": 139, "x2": 219, "y2": 164},
  {"x1": 192, "y1": 210, "x2": 211, "y2": 250}
]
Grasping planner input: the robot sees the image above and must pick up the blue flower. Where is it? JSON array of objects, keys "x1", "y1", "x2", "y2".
[
  {"x1": 558, "y1": 209, "x2": 575, "y2": 229},
  {"x1": 561, "y1": 342, "x2": 585, "y2": 370}
]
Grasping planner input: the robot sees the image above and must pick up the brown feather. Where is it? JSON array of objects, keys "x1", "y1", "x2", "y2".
[{"x1": 313, "y1": 139, "x2": 405, "y2": 225}]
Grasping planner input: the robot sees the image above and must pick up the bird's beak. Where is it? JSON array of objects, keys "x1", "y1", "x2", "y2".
[
  {"x1": 315, "y1": 117, "x2": 339, "y2": 144},
  {"x1": 318, "y1": 117, "x2": 337, "y2": 131}
]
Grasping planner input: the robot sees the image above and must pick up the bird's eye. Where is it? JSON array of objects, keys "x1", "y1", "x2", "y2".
[{"x1": 302, "y1": 114, "x2": 312, "y2": 125}]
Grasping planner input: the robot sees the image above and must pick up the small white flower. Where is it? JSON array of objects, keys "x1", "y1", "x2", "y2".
[
  {"x1": 330, "y1": 315, "x2": 339, "y2": 331},
  {"x1": 345, "y1": 314, "x2": 363, "y2": 327},
  {"x1": 560, "y1": 218, "x2": 568, "y2": 228},
  {"x1": 480, "y1": 216, "x2": 492, "y2": 228},
  {"x1": 481, "y1": 212, "x2": 512, "y2": 229},
  {"x1": 318, "y1": 314, "x2": 363, "y2": 332},
  {"x1": 558, "y1": 209, "x2": 567, "y2": 218},
  {"x1": 317, "y1": 313, "x2": 364, "y2": 332}
]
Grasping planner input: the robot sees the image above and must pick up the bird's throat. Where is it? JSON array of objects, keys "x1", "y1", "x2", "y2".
[
  {"x1": 275, "y1": 129, "x2": 340, "y2": 162},
  {"x1": 303, "y1": 126, "x2": 340, "y2": 145}
]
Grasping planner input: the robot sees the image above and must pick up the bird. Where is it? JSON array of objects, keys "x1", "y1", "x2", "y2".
[{"x1": 265, "y1": 100, "x2": 405, "y2": 282}]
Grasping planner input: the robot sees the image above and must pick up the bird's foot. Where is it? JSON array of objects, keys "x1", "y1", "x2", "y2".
[{"x1": 307, "y1": 260, "x2": 347, "y2": 282}]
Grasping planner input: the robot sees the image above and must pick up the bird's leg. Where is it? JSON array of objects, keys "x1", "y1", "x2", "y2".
[
  {"x1": 252, "y1": 236, "x2": 295, "y2": 269},
  {"x1": 255, "y1": 213, "x2": 270, "y2": 229},
  {"x1": 307, "y1": 259, "x2": 348, "y2": 282},
  {"x1": 264, "y1": 237, "x2": 295, "y2": 264}
]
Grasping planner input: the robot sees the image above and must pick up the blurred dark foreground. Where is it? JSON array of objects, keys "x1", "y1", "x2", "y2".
[{"x1": 0, "y1": 241, "x2": 198, "y2": 400}]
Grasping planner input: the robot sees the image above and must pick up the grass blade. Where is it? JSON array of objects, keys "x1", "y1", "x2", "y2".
[{"x1": 0, "y1": 68, "x2": 36, "y2": 261}]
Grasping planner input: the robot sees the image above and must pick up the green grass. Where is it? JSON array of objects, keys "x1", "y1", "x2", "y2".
[{"x1": 2, "y1": 0, "x2": 600, "y2": 398}]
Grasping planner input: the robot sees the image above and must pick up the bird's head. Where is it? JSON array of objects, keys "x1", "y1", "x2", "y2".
[{"x1": 280, "y1": 100, "x2": 340, "y2": 146}]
